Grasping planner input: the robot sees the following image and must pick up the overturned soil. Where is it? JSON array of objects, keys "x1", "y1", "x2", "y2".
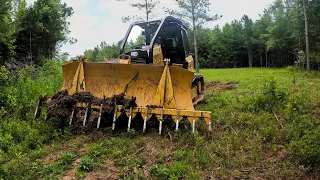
[
  {"x1": 47, "y1": 90, "x2": 137, "y2": 133},
  {"x1": 205, "y1": 81, "x2": 239, "y2": 94}
]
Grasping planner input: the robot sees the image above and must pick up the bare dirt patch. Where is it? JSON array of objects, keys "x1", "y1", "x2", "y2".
[{"x1": 205, "y1": 81, "x2": 239, "y2": 94}]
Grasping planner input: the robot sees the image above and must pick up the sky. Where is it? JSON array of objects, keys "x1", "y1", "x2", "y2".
[{"x1": 26, "y1": 0, "x2": 275, "y2": 57}]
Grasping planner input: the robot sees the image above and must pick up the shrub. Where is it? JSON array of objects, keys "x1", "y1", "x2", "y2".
[
  {"x1": 87, "y1": 143, "x2": 107, "y2": 158},
  {"x1": 0, "y1": 133, "x2": 13, "y2": 153},
  {"x1": 58, "y1": 152, "x2": 76, "y2": 169},
  {"x1": 288, "y1": 126, "x2": 320, "y2": 168},
  {"x1": 245, "y1": 77, "x2": 288, "y2": 112},
  {"x1": 0, "y1": 60, "x2": 62, "y2": 119}
]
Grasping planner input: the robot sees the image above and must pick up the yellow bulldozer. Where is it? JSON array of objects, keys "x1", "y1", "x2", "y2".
[{"x1": 34, "y1": 16, "x2": 212, "y2": 134}]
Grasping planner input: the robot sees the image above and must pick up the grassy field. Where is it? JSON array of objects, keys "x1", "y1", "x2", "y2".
[{"x1": 1, "y1": 67, "x2": 319, "y2": 179}]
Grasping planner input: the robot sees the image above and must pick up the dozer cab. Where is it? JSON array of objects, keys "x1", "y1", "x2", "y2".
[{"x1": 35, "y1": 16, "x2": 212, "y2": 134}]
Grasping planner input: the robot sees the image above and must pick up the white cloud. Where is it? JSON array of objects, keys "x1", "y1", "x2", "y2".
[
  {"x1": 26, "y1": 0, "x2": 275, "y2": 57},
  {"x1": 210, "y1": 0, "x2": 274, "y2": 27}
]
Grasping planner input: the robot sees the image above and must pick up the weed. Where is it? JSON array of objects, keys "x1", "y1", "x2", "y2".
[
  {"x1": 245, "y1": 77, "x2": 288, "y2": 112},
  {"x1": 78, "y1": 156, "x2": 94, "y2": 172},
  {"x1": 115, "y1": 155, "x2": 145, "y2": 168},
  {"x1": 288, "y1": 126, "x2": 320, "y2": 168},
  {"x1": 29, "y1": 148, "x2": 46, "y2": 160},
  {"x1": 87, "y1": 143, "x2": 107, "y2": 158},
  {"x1": 150, "y1": 162, "x2": 189, "y2": 180},
  {"x1": 120, "y1": 169, "x2": 145, "y2": 180},
  {"x1": 75, "y1": 171, "x2": 86, "y2": 179},
  {"x1": 58, "y1": 152, "x2": 76, "y2": 168}
]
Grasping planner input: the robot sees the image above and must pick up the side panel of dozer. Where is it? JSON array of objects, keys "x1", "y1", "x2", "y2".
[{"x1": 61, "y1": 62, "x2": 195, "y2": 110}]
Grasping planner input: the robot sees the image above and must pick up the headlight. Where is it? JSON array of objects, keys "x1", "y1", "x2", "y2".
[{"x1": 131, "y1": 51, "x2": 138, "y2": 57}]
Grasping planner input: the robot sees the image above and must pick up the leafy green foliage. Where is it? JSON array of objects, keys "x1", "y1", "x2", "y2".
[
  {"x1": 58, "y1": 152, "x2": 76, "y2": 168},
  {"x1": 0, "y1": 60, "x2": 62, "y2": 119},
  {"x1": 0, "y1": 59, "x2": 63, "y2": 179},
  {"x1": 246, "y1": 77, "x2": 288, "y2": 112},
  {"x1": 0, "y1": 0, "x2": 73, "y2": 66},
  {"x1": 288, "y1": 126, "x2": 320, "y2": 167},
  {"x1": 78, "y1": 156, "x2": 94, "y2": 172},
  {"x1": 84, "y1": 41, "x2": 121, "y2": 62}
]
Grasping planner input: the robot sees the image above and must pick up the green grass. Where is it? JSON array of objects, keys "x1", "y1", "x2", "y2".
[{"x1": 1, "y1": 67, "x2": 319, "y2": 179}]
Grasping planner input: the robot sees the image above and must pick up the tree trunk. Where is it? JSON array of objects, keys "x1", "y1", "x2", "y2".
[
  {"x1": 191, "y1": 0, "x2": 199, "y2": 73},
  {"x1": 146, "y1": 0, "x2": 149, "y2": 21},
  {"x1": 260, "y1": 46, "x2": 263, "y2": 68},
  {"x1": 29, "y1": 26, "x2": 33, "y2": 65},
  {"x1": 193, "y1": 26, "x2": 199, "y2": 72},
  {"x1": 266, "y1": 51, "x2": 268, "y2": 68},
  {"x1": 303, "y1": 0, "x2": 310, "y2": 71},
  {"x1": 248, "y1": 46, "x2": 253, "y2": 67}
]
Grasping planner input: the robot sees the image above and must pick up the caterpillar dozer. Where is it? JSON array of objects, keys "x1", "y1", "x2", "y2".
[{"x1": 34, "y1": 16, "x2": 212, "y2": 134}]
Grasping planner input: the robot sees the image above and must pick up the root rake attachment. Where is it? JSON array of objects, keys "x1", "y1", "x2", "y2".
[
  {"x1": 34, "y1": 57, "x2": 213, "y2": 134},
  {"x1": 34, "y1": 101, "x2": 212, "y2": 134},
  {"x1": 69, "y1": 103, "x2": 212, "y2": 134}
]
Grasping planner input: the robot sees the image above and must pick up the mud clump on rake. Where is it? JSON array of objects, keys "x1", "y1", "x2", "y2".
[{"x1": 43, "y1": 90, "x2": 137, "y2": 134}]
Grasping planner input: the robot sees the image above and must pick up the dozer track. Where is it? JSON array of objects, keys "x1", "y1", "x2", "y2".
[{"x1": 34, "y1": 58, "x2": 212, "y2": 134}]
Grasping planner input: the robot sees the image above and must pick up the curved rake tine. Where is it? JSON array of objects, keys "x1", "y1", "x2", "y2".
[
  {"x1": 97, "y1": 104, "x2": 103, "y2": 129},
  {"x1": 192, "y1": 112, "x2": 196, "y2": 134},
  {"x1": 83, "y1": 106, "x2": 89, "y2": 126},
  {"x1": 69, "y1": 107, "x2": 75, "y2": 125},
  {"x1": 143, "y1": 107, "x2": 148, "y2": 133},
  {"x1": 112, "y1": 106, "x2": 118, "y2": 130},
  {"x1": 159, "y1": 109, "x2": 164, "y2": 135},
  {"x1": 208, "y1": 112, "x2": 212, "y2": 131},
  {"x1": 127, "y1": 107, "x2": 133, "y2": 132},
  {"x1": 175, "y1": 110, "x2": 180, "y2": 131},
  {"x1": 33, "y1": 98, "x2": 41, "y2": 120},
  {"x1": 208, "y1": 121, "x2": 212, "y2": 131}
]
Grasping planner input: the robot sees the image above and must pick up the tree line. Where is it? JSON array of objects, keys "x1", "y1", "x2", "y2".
[
  {"x1": 84, "y1": 0, "x2": 320, "y2": 70},
  {"x1": 0, "y1": 0, "x2": 73, "y2": 69},
  {"x1": 1, "y1": 0, "x2": 320, "y2": 70},
  {"x1": 196, "y1": 0, "x2": 320, "y2": 69}
]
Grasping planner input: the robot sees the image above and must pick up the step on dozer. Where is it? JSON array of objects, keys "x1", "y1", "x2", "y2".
[{"x1": 34, "y1": 16, "x2": 212, "y2": 134}]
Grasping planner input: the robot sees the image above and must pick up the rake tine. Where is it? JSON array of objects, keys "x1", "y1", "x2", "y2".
[
  {"x1": 159, "y1": 109, "x2": 163, "y2": 135},
  {"x1": 83, "y1": 106, "x2": 89, "y2": 126},
  {"x1": 175, "y1": 110, "x2": 180, "y2": 132},
  {"x1": 208, "y1": 112, "x2": 212, "y2": 131},
  {"x1": 208, "y1": 119, "x2": 212, "y2": 131},
  {"x1": 69, "y1": 107, "x2": 75, "y2": 125},
  {"x1": 143, "y1": 107, "x2": 148, "y2": 133},
  {"x1": 33, "y1": 98, "x2": 41, "y2": 120},
  {"x1": 97, "y1": 104, "x2": 103, "y2": 129},
  {"x1": 192, "y1": 112, "x2": 196, "y2": 134},
  {"x1": 112, "y1": 106, "x2": 118, "y2": 130},
  {"x1": 127, "y1": 107, "x2": 133, "y2": 132}
]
